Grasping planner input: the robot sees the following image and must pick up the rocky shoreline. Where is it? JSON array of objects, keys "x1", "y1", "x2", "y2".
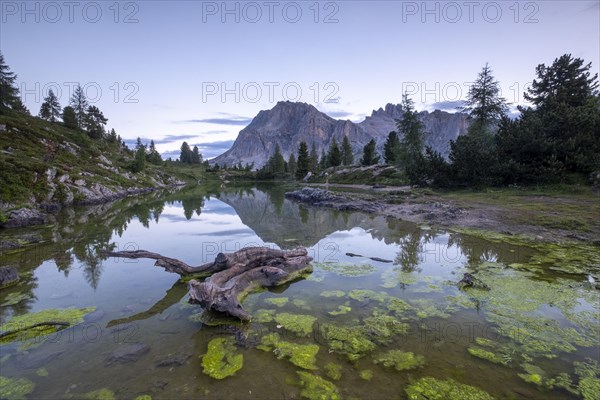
[
  {"x1": 285, "y1": 187, "x2": 599, "y2": 244},
  {"x1": 0, "y1": 184, "x2": 185, "y2": 229}
]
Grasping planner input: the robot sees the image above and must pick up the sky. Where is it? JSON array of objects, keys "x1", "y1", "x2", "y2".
[{"x1": 1, "y1": 0, "x2": 598, "y2": 159}]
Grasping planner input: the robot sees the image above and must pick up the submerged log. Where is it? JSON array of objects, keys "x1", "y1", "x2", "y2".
[{"x1": 107, "y1": 247, "x2": 313, "y2": 321}]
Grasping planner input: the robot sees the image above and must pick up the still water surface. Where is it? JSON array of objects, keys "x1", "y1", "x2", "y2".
[{"x1": 0, "y1": 185, "x2": 598, "y2": 399}]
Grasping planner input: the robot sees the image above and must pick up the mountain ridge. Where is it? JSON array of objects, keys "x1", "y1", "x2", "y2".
[{"x1": 211, "y1": 101, "x2": 469, "y2": 168}]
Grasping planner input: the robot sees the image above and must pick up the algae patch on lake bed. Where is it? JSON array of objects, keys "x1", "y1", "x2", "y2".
[
  {"x1": 0, "y1": 376, "x2": 35, "y2": 400},
  {"x1": 0, "y1": 307, "x2": 96, "y2": 349},
  {"x1": 201, "y1": 337, "x2": 243, "y2": 379},
  {"x1": 257, "y1": 333, "x2": 319, "y2": 370}
]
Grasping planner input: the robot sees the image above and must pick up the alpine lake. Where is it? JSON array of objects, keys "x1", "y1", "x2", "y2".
[{"x1": 1, "y1": 185, "x2": 599, "y2": 400}]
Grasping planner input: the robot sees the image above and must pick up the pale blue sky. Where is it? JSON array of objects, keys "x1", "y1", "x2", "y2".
[{"x1": 2, "y1": 0, "x2": 598, "y2": 158}]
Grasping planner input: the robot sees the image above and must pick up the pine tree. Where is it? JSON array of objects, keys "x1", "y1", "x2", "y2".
[
  {"x1": 269, "y1": 144, "x2": 286, "y2": 174},
  {"x1": 309, "y1": 142, "x2": 319, "y2": 173},
  {"x1": 396, "y1": 93, "x2": 425, "y2": 183},
  {"x1": 327, "y1": 138, "x2": 342, "y2": 167},
  {"x1": 288, "y1": 153, "x2": 297, "y2": 177},
  {"x1": 341, "y1": 135, "x2": 354, "y2": 165},
  {"x1": 360, "y1": 139, "x2": 380, "y2": 166},
  {"x1": 85, "y1": 105, "x2": 108, "y2": 138},
  {"x1": 147, "y1": 140, "x2": 163, "y2": 164},
  {"x1": 191, "y1": 145, "x2": 202, "y2": 164},
  {"x1": 319, "y1": 149, "x2": 328, "y2": 170},
  {"x1": 70, "y1": 85, "x2": 88, "y2": 129},
  {"x1": 39, "y1": 89, "x2": 61, "y2": 122},
  {"x1": 0, "y1": 52, "x2": 22, "y2": 113},
  {"x1": 180, "y1": 142, "x2": 192, "y2": 163},
  {"x1": 383, "y1": 131, "x2": 400, "y2": 164},
  {"x1": 296, "y1": 141, "x2": 310, "y2": 179},
  {"x1": 62, "y1": 106, "x2": 78, "y2": 130},
  {"x1": 108, "y1": 128, "x2": 118, "y2": 143},
  {"x1": 461, "y1": 63, "x2": 508, "y2": 136},
  {"x1": 132, "y1": 145, "x2": 146, "y2": 172}
]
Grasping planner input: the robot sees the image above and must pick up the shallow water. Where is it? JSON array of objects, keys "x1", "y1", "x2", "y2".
[{"x1": 0, "y1": 185, "x2": 598, "y2": 399}]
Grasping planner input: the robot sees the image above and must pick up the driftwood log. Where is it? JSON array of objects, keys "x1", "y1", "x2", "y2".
[{"x1": 107, "y1": 247, "x2": 313, "y2": 321}]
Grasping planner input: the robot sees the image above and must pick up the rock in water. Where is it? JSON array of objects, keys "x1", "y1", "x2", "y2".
[{"x1": 106, "y1": 343, "x2": 150, "y2": 364}]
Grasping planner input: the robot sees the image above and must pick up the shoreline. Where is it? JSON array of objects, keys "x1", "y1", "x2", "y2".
[{"x1": 285, "y1": 186, "x2": 600, "y2": 245}]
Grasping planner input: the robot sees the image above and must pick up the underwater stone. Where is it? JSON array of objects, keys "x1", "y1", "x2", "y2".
[{"x1": 106, "y1": 343, "x2": 150, "y2": 365}]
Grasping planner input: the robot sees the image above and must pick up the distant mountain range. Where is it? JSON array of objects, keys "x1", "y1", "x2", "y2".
[{"x1": 211, "y1": 101, "x2": 470, "y2": 168}]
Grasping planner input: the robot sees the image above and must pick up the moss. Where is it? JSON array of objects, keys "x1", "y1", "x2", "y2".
[
  {"x1": 348, "y1": 289, "x2": 387, "y2": 303},
  {"x1": 296, "y1": 371, "x2": 341, "y2": 400},
  {"x1": 405, "y1": 377, "x2": 495, "y2": 400},
  {"x1": 329, "y1": 303, "x2": 352, "y2": 316},
  {"x1": 324, "y1": 362, "x2": 342, "y2": 381},
  {"x1": 253, "y1": 309, "x2": 276, "y2": 323},
  {"x1": 258, "y1": 333, "x2": 319, "y2": 370},
  {"x1": 374, "y1": 350, "x2": 425, "y2": 371},
  {"x1": 275, "y1": 313, "x2": 317, "y2": 337},
  {"x1": 314, "y1": 262, "x2": 376, "y2": 277},
  {"x1": 359, "y1": 370, "x2": 373, "y2": 381},
  {"x1": 265, "y1": 297, "x2": 289, "y2": 307},
  {"x1": 201, "y1": 337, "x2": 243, "y2": 379},
  {"x1": 320, "y1": 290, "x2": 346, "y2": 298},
  {"x1": 467, "y1": 347, "x2": 506, "y2": 365},
  {"x1": 321, "y1": 324, "x2": 376, "y2": 361},
  {"x1": 0, "y1": 307, "x2": 96, "y2": 347},
  {"x1": 0, "y1": 376, "x2": 35, "y2": 400},
  {"x1": 83, "y1": 388, "x2": 116, "y2": 400}
]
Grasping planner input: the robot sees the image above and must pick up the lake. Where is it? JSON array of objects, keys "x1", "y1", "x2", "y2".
[{"x1": 1, "y1": 185, "x2": 598, "y2": 399}]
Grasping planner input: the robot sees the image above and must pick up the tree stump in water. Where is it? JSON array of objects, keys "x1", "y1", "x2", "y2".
[{"x1": 107, "y1": 247, "x2": 312, "y2": 321}]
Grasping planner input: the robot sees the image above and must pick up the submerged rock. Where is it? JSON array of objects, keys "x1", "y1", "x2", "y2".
[
  {"x1": 106, "y1": 343, "x2": 150, "y2": 364},
  {"x1": 156, "y1": 352, "x2": 192, "y2": 367},
  {"x1": 16, "y1": 350, "x2": 65, "y2": 369}
]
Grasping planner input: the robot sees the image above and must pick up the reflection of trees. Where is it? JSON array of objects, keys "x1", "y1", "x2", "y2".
[
  {"x1": 394, "y1": 230, "x2": 436, "y2": 272},
  {"x1": 447, "y1": 233, "x2": 501, "y2": 266},
  {"x1": 182, "y1": 196, "x2": 205, "y2": 220}
]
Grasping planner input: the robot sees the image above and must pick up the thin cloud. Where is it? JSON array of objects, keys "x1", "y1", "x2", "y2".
[
  {"x1": 323, "y1": 110, "x2": 355, "y2": 119},
  {"x1": 124, "y1": 134, "x2": 198, "y2": 147},
  {"x1": 430, "y1": 100, "x2": 466, "y2": 111},
  {"x1": 174, "y1": 113, "x2": 252, "y2": 126}
]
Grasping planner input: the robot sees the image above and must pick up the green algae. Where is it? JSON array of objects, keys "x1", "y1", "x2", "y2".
[
  {"x1": 36, "y1": 368, "x2": 48, "y2": 377},
  {"x1": 411, "y1": 284, "x2": 443, "y2": 293},
  {"x1": 274, "y1": 313, "x2": 317, "y2": 337},
  {"x1": 363, "y1": 314, "x2": 409, "y2": 344},
  {"x1": 293, "y1": 299, "x2": 311, "y2": 310},
  {"x1": 83, "y1": 388, "x2": 116, "y2": 400},
  {"x1": 467, "y1": 346, "x2": 507, "y2": 365},
  {"x1": 374, "y1": 350, "x2": 425, "y2": 371},
  {"x1": 253, "y1": 309, "x2": 276, "y2": 323},
  {"x1": 133, "y1": 396, "x2": 152, "y2": 400},
  {"x1": 320, "y1": 290, "x2": 346, "y2": 298},
  {"x1": 405, "y1": 377, "x2": 495, "y2": 400},
  {"x1": 348, "y1": 289, "x2": 387, "y2": 303},
  {"x1": 445, "y1": 295, "x2": 478, "y2": 309},
  {"x1": 381, "y1": 269, "x2": 418, "y2": 288},
  {"x1": 0, "y1": 307, "x2": 96, "y2": 347},
  {"x1": 575, "y1": 358, "x2": 600, "y2": 400},
  {"x1": 329, "y1": 303, "x2": 352, "y2": 316},
  {"x1": 0, "y1": 376, "x2": 35, "y2": 400},
  {"x1": 320, "y1": 324, "x2": 376, "y2": 361},
  {"x1": 296, "y1": 371, "x2": 340, "y2": 400},
  {"x1": 265, "y1": 297, "x2": 289, "y2": 307},
  {"x1": 386, "y1": 297, "x2": 412, "y2": 315},
  {"x1": 359, "y1": 369, "x2": 373, "y2": 381},
  {"x1": 201, "y1": 337, "x2": 243, "y2": 379},
  {"x1": 257, "y1": 333, "x2": 319, "y2": 370},
  {"x1": 0, "y1": 292, "x2": 30, "y2": 307},
  {"x1": 314, "y1": 262, "x2": 376, "y2": 277},
  {"x1": 324, "y1": 362, "x2": 342, "y2": 380},
  {"x1": 410, "y1": 299, "x2": 451, "y2": 319}
]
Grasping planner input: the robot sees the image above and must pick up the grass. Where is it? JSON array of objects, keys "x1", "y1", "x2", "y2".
[{"x1": 0, "y1": 110, "x2": 210, "y2": 207}]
